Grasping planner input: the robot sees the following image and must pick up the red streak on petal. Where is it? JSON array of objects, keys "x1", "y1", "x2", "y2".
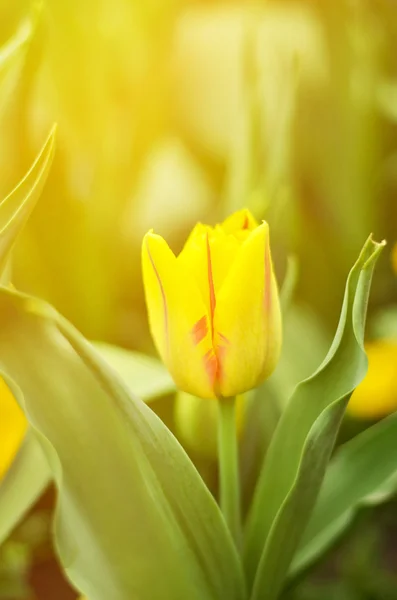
[
  {"x1": 206, "y1": 232, "x2": 216, "y2": 336},
  {"x1": 146, "y1": 240, "x2": 169, "y2": 353},
  {"x1": 204, "y1": 234, "x2": 231, "y2": 394},
  {"x1": 203, "y1": 349, "x2": 218, "y2": 387},
  {"x1": 191, "y1": 315, "x2": 208, "y2": 346},
  {"x1": 215, "y1": 343, "x2": 228, "y2": 383},
  {"x1": 218, "y1": 332, "x2": 230, "y2": 345},
  {"x1": 205, "y1": 233, "x2": 222, "y2": 392},
  {"x1": 242, "y1": 214, "x2": 249, "y2": 229}
]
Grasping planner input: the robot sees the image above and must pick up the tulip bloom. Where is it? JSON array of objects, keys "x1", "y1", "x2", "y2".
[
  {"x1": 142, "y1": 209, "x2": 282, "y2": 399},
  {"x1": 0, "y1": 378, "x2": 26, "y2": 479}
]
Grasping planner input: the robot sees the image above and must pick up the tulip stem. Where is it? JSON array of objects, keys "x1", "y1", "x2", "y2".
[{"x1": 218, "y1": 396, "x2": 241, "y2": 549}]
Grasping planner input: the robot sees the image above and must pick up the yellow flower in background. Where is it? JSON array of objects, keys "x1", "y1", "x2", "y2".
[
  {"x1": 347, "y1": 340, "x2": 397, "y2": 420},
  {"x1": 142, "y1": 209, "x2": 282, "y2": 399},
  {"x1": 0, "y1": 378, "x2": 26, "y2": 479}
]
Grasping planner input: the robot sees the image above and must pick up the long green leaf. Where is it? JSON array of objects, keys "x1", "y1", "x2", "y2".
[
  {"x1": 290, "y1": 410, "x2": 397, "y2": 577},
  {"x1": 0, "y1": 434, "x2": 50, "y2": 544},
  {"x1": 244, "y1": 235, "x2": 385, "y2": 600},
  {"x1": 0, "y1": 344, "x2": 175, "y2": 546},
  {"x1": 0, "y1": 290, "x2": 246, "y2": 600},
  {"x1": 0, "y1": 125, "x2": 56, "y2": 272}
]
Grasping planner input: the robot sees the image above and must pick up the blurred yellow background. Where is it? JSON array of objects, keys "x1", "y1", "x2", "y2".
[{"x1": 1, "y1": 0, "x2": 396, "y2": 348}]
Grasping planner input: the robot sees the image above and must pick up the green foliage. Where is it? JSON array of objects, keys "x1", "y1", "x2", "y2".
[
  {"x1": 291, "y1": 409, "x2": 397, "y2": 577},
  {"x1": 0, "y1": 232, "x2": 386, "y2": 600},
  {"x1": 0, "y1": 344, "x2": 179, "y2": 551},
  {"x1": 244, "y1": 236, "x2": 385, "y2": 600},
  {"x1": 0, "y1": 290, "x2": 246, "y2": 600}
]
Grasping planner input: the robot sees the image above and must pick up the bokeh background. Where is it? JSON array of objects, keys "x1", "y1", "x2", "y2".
[{"x1": 1, "y1": 0, "x2": 397, "y2": 598}]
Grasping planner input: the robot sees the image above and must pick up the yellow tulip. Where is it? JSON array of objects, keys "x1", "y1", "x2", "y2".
[
  {"x1": 347, "y1": 340, "x2": 397, "y2": 420},
  {"x1": 142, "y1": 209, "x2": 282, "y2": 399},
  {"x1": 0, "y1": 378, "x2": 27, "y2": 479}
]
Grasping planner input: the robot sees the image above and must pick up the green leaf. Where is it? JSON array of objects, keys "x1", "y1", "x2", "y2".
[
  {"x1": 0, "y1": 434, "x2": 50, "y2": 545},
  {"x1": 290, "y1": 410, "x2": 397, "y2": 577},
  {"x1": 243, "y1": 235, "x2": 385, "y2": 600},
  {"x1": 0, "y1": 342, "x2": 173, "y2": 547},
  {"x1": 93, "y1": 342, "x2": 175, "y2": 401},
  {"x1": 0, "y1": 290, "x2": 246, "y2": 600},
  {"x1": 0, "y1": 125, "x2": 56, "y2": 273}
]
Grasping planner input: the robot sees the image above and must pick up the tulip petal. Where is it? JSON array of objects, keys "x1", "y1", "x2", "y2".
[
  {"x1": 142, "y1": 232, "x2": 217, "y2": 398},
  {"x1": 214, "y1": 223, "x2": 282, "y2": 397},
  {"x1": 177, "y1": 223, "x2": 210, "y2": 309},
  {"x1": 221, "y1": 208, "x2": 258, "y2": 234},
  {"x1": 178, "y1": 224, "x2": 241, "y2": 306}
]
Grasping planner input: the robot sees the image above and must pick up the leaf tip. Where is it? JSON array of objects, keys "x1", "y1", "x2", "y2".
[{"x1": 363, "y1": 236, "x2": 386, "y2": 270}]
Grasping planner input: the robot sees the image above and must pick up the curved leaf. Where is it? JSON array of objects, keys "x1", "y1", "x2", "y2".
[
  {"x1": 290, "y1": 410, "x2": 397, "y2": 577},
  {"x1": 0, "y1": 344, "x2": 173, "y2": 546},
  {"x1": 244, "y1": 236, "x2": 385, "y2": 600},
  {"x1": 0, "y1": 290, "x2": 246, "y2": 600}
]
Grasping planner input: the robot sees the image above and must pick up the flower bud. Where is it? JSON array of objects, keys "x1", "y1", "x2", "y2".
[{"x1": 142, "y1": 209, "x2": 282, "y2": 399}]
